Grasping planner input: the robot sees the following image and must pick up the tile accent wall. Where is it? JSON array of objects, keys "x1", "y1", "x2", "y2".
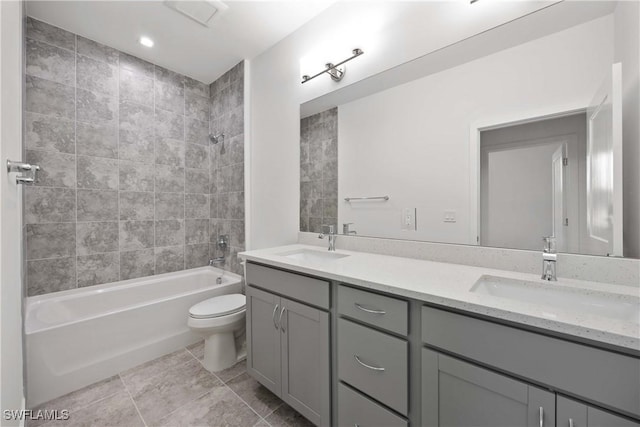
[
  {"x1": 299, "y1": 108, "x2": 338, "y2": 233},
  {"x1": 209, "y1": 62, "x2": 245, "y2": 276},
  {"x1": 23, "y1": 18, "x2": 245, "y2": 296}
]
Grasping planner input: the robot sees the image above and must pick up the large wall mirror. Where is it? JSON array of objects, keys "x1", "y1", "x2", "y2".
[{"x1": 300, "y1": 1, "x2": 640, "y2": 259}]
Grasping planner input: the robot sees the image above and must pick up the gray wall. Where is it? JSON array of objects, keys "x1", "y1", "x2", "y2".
[
  {"x1": 300, "y1": 108, "x2": 338, "y2": 233},
  {"x1": 209, "y1": 62, "x2": 245, "y2": 275},
  {"x1": 23, "y1": 17, "x2": 245, "y2": 296}
]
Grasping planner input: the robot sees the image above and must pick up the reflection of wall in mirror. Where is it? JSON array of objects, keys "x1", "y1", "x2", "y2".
[{"x1": 337, "y1": 15, "x2": 617, "y2": 249}]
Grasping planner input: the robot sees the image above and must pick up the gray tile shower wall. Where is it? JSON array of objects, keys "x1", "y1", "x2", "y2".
[
  {"x1": 209, "y1": 62, "x2": 245, "y2": 276},
  {"x1": 300, "y1": 108, "x2": 338, "y2": 233},
  {"x1": 23, "y1": 17, "x2": 245, "y2": 296}
]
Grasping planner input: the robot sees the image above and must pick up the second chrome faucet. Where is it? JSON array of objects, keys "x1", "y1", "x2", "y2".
[
  {"x1": 318, "y1": 224, "x2": 337, "y2": 251},
  {"x1": 541, "y1": 236, "x2": 557, "y2": 281}
]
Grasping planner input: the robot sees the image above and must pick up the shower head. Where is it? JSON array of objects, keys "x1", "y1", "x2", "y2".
[{"x1": 209, "y1": 133, "x2": 225, "y2": 144}]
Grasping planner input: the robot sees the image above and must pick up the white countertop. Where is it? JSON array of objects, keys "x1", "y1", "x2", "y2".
[{"x1": 239, "y1": 244, "x2": 640, "y2": 353}]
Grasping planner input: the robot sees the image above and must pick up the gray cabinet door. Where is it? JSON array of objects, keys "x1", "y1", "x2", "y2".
[
  {"x1": 280, "y1": 297, "x2": 330, "y2": 426},
  {"x1": 246, "y1": 285, "x2": 282, "y2": 397},
  {"x1": 557, "y1": 396, "x2": 640, "y2": 427},
  {"x1": 422, "y1": 348, "x2": 556, "y2": 427}
]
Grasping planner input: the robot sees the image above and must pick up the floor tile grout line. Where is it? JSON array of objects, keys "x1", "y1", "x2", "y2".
[
  {"x1": 254, "y1": 416, "x2": 272, "y2": 427},
  {"x1": 220, "y1": 367, "x2": 246, "y2": 384},
  {"x1": 220, "y1": 381, "x2": 269, "y2": 422},
  {"x1": 184, "y1": 348, "x2": 269, "y2": 424},
  {"x1": 184, "y1": 344, "x2": 201, "y2": 361},
  {"x1": 186, "y1": 345, "x2": 246, "y2": 386},
  {"x1": 261, "y1": 401, "x2": 285, "y2": 421},
  {"x1": 118, "y1": 374, "x2": 148, "y2": 427}
]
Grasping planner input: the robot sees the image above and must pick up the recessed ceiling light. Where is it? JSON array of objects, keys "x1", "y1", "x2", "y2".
[{"x1": 139, "y1": 36, "x2": 154, "y2": 48}]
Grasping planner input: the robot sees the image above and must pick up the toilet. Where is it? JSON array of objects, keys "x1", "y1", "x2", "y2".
[{"x1": 188, "y1": 294, "x2": 246, "y2": 372}]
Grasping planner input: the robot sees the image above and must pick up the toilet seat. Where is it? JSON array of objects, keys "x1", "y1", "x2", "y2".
[{"x1": 189, "y1": 294, "x2": 246, "y2": 319}]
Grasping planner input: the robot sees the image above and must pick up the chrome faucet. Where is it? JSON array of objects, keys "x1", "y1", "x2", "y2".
[
  {"x1": 209, "y1": 258, "x2": 225, "y2": 284},
  {"x1": 209, "y1": 234, "x2": 230, "y2": 284},
  {"x1": 541, "y1": 236, "x2": 557, "y2": 281},
  {"x1": 318, "y1": 224, "x2": 337, "y2": 251},
  {"x1": 343, "y1": 223, "x2": 357, "y2": 235}
]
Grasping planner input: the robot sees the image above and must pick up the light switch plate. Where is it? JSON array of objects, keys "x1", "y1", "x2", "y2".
[
  {"x1": 444, "y1": 210, "x2": 456, "y2": 223},
  {"x1": 402, "y1": 208, "x2": 416, "y2": 230}
]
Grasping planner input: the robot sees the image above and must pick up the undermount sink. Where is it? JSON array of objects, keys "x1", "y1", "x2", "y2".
[
  {"x1": 471, "y1": 275, "x2": 640, "y2": 324},
  {"x1": 278, "y1": 249, "x2": 350, "y2": 263}
]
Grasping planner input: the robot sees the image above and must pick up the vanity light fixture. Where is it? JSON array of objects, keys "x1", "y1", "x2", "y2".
[
  {"x1": 139, "y1": 36, "x2": 154, "y2": 48},
  {"x1": 301, "y1": 48, "x2": 364, "y2": 84}
]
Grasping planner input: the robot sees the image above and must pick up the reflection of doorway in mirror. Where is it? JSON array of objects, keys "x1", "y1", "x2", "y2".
[{"x1": 479, "y1": 114, "x2": 586, "y2": 253}]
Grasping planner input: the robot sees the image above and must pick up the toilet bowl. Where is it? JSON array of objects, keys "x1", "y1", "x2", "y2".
[{"x1": 188, "y1": 294, "x2": 246, "y2": 372}]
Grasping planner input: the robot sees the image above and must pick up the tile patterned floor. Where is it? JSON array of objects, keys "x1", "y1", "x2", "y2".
[{"x1": 29, "y1": 341, "x2": 314, "y2": 427}]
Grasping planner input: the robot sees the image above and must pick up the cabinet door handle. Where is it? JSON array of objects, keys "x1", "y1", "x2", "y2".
[
  {"x1": 279, "y1": 307, "x2": 286, "y2": 332},
  {"x1": 272, "y1": 304, "x2": 280, "y2": 330},
  {"x1": 569, "y1": 419, "x2": 574, "y2": 427},
  {"x1": 354, "y1": 354, "x2": 385, "y2": 371},
  {"x1": 354, "y1": 303, "x2": 386, "y2": 315},
  {"x1": 539, "y1": 407, "x2": 544, "y2": 427}
]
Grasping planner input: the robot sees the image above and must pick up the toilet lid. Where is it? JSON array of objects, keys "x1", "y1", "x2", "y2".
[{"x1": 189, "y1": 294, "x2": 246, "y2": 319}]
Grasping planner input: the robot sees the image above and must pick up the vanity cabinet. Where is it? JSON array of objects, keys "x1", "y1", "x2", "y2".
[
  {"x1": 243, "y1": 259, "x2": 640, "y2": 427},
  {"x1": 422, "y1": 348, "x2": 556, "y2": 427},
  {"x1": 421, "y1": 305, "x2": 640, "y2": 427},
  {"x1": 245, "y1": 265, "x2": 330, "y2": 426}
]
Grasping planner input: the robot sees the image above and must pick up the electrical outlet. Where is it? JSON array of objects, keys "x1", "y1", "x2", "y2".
[
  {"x1": 444, "y1": 210, "x2": 456, "y2": 223},
  {"x1": 402, "y1": 208, "x2": 416, "y2": 230}
]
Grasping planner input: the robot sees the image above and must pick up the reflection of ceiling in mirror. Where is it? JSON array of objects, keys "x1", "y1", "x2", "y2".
[{"x1": 301, "y1": 1, "x2": 616, "y2": 117}]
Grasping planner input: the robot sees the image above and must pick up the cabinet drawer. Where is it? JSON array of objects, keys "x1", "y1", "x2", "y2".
[
  {"x1": 246, "y1": 262, "x2": 329, "y2": 309},
  {"x1": 422, "y1": 305, "x2": 640, "y2": 419},
  {"x1": 338, "y1": 383, "x2": 407, "y2": 427},
  {"x1": 338, "y1": 284, "x2": 408, "y2": 336},
  {"x1": 338, "y1": 318, "x2": 408, "y2": 415}
]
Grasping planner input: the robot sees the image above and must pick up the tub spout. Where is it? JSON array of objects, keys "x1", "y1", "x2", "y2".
[{"x1": 209, "y1": 257, "x2": 225, "y2": 266}]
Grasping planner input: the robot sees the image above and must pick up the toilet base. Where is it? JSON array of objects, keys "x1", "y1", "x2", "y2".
[{"x1": 202, "y1": 332, "x2": 238, "y2": 372}]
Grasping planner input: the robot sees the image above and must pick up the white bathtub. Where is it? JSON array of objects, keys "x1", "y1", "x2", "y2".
[{"x1": 25, "y1": 266, "x2": 243, "y2": 407}]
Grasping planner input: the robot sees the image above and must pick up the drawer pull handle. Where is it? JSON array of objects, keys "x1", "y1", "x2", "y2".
[
  {"x1": 568, "y1": 419, "x2": 574, "y2": 427},
  {"x1": 272, "y1": 304, "x2": 280, "y2": 330},
  {"x1": 354, "y1": 303, "x2": 386, "y2": 315},
  {"x1": 354, "y1": 354, "x2": 385, "y2": 371},
  {"x1": 539, "y1": 407, "x2": 544, "y2": 427}
]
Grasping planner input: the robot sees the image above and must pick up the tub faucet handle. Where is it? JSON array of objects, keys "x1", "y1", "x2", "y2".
[{"x1": 217, "y1": 235, "x2": 229, "y2": 253}]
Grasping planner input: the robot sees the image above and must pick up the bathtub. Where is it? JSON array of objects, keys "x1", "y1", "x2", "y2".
[{"x1": 25, "y1": 266, "x2": 243, "y2": 407}]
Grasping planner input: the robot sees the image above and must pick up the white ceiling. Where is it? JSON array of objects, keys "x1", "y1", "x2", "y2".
[{"x1": 26, "y1": 0, "x2": 335, "y2": 83}]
